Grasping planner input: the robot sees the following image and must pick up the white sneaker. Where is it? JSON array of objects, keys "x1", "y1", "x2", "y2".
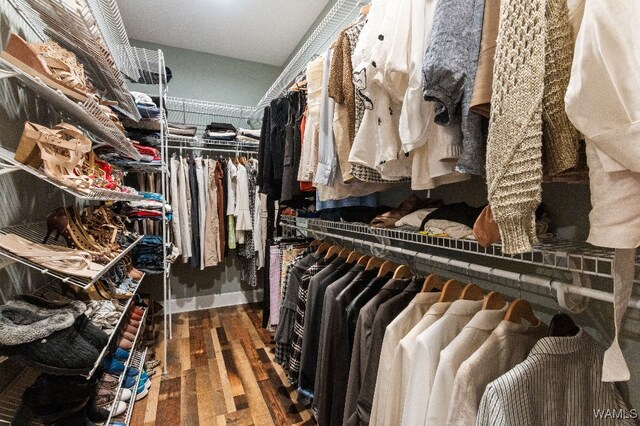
[{"x1": 119, "y1": 388, "x2": 132, "y2": 402}]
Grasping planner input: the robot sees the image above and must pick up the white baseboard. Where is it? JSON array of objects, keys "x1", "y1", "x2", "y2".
[{"x1": 168, "y1": 290, "x2": 264, "y2": 314}]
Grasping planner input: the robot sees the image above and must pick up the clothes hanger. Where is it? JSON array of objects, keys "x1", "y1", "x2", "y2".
[
  {"x1": 422, "y1": 274, "x2": 444, "y2": 292},
  {"x1": 460, "y1": 283, "x2": 485, "y2": 301},
  {"x1": 357, "y1": 255, "x2": 371, "y2": 266},
  {"x1": 366, "y1": 257, "x2": 384, "y2": 271},
  {"x1": 548, "y1": 312, "x2": 579, "y2": 336},
  {"x1": 482, "y1": 291, "x2": 507, "y2": 310},
  {"x1": 346, "y1": 251, "x2": 362, "y2": 264},
  {"x1": 360, "y1": 4, "x2": 371, "y2": 15},
  {"x1": 315, "y1": 242, "x2": 331, "y2": 255},
  {"x1": 377, "y1": 260, "x2": 397, "y2": 277},
  {"x1": 338, "y1": 248, "x2": 353, "y2": 259},
  {"x1": 504, "y1": 299, "x2": 541, "y2": 326},
  {"x1": 392, "y1": 264, "x2": 413, "y2": 279},
  {"x1": 438, "y1": 279, "x2": 464, "y2": 302},
  {"x1": 324, "y1": 245, "x2": 342, "y2": 260}
]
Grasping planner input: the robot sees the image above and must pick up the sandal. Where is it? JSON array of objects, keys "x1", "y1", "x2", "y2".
[
  {"x1": 44, "y1": 207, "x2": 112, "y2": 263},
  {"x1": 0, "y1": 233, "x2": 102, "y2": 278},
  {"x1": 1, "y1": 33, "x2": 90, "y2": 102},
  {"x1": 22, "y1": 122, "x2": 93, "y2": 191}
]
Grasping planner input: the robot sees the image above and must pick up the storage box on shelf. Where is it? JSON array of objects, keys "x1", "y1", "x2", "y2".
[
  {"x1": 103, "y1": 307, "x2": 148, "y2": 425},
  {"x1": 280, "y1": 216, "x2": 640, "y2": 284},
  {"x1": 0, "y1": 58, "x2": 140, "y2": 160},
  {"x1": 0, "y1": 222, "x2": 143, "y2": 289}
]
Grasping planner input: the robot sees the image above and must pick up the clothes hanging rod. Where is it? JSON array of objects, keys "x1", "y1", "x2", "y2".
[
  {"x1": 167, "y1": 145, "x2": 257, "y2": 155},
  {"x1": 303, "y1": 228, "x2": 640, "y2": 309}
]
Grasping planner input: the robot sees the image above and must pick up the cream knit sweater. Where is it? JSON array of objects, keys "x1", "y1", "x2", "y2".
[{"x1": 486, "y1": 0, "x2": 546, "y2": 254}]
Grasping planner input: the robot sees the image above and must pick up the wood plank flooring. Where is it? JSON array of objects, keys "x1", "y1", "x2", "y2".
[{"x1": 131, "y1": 304, "x2": 315, "y2": 426}]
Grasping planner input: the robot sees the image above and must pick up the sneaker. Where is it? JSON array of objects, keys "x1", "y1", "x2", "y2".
[
  {"x1": 135, "y1": 381, "x2": 149, "y2": 401},
  {"x1": 113, "y1": 348, "x2": 130, "y2": 361},
  {"x1": 102, "y1": 358, "x2": 126, "y2": 375}
]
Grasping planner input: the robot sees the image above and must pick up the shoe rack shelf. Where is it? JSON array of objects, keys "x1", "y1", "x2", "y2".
[
  {"x1": 104, "y1": 307, "x2": 148, "y2": 426},
  {"x1": 0, "y1": 58, "x2": 141, "y2": 161},
  {"x1": 0, "y1": 222, "x2": 144, "y2": 290},
  {"x1": 120, "y1": 347, "x2": 148, "y2": 426},
  {"x1": 0, "y1": 146, "x2": 145, "y2": 202},
  {"x1": 280, "y1": 216, "x2": 640, "y2": 284},
  {"x1": 8, "y1": 0, "x2": 142, "y2": 121}
]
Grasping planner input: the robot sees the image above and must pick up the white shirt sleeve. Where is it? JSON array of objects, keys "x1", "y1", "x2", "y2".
[{"x1": 565, "y1": 0, "x2": 640, "y2": 173}]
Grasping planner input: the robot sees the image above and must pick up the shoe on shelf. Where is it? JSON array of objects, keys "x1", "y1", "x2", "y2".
[
  {"x1": 123, "y1": 323, "x2": 139, "y2": 335},
  {"x1": 125, "y1": 366, "x2": 140, "y2": 377},
  {"x1": 11, "y1": 294, "x2": 109, "y2": 351},
  {"x1": 0, "y1": 304, "x2": 99, "y2": 375},
  {"x1": 135, "y1": 377, "x2": 150, "y2": 401},
  {"x1": 0, "y1": 233, "x2": 103, "y2": 279},
  {"x1": 102, "y1": 357, "x2": 127, "y2": 375},
  {"x1": 113, "y1": 348, "x2": 130, "y2": 361},
  {"x1": 118, "y1": 336, "x2": 133, "y2": 350},
  {"x1": 121, "y1": 331, "x2": 136, "y2": 342},
  {"x1": 1, "y1": 33, "x2": 90, "y2": 102},
  {"x1": 94, "y1": 392, "x2": 126, "y2": 418}
]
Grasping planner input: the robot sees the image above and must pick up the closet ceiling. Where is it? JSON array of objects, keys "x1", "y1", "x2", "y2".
[{"x1": 116, "y1": 0, "x2": 332, "y2": 66}]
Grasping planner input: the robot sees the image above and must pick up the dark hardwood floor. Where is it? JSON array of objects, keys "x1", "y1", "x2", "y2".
[{"x1": 131, "y1": 304, "x2": 315, "y2": 426}]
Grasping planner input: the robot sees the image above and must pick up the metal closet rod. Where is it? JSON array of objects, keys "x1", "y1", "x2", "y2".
[
  {"x1": 167, "y1": 145, "x2": 258, "y2": 155},
  {"x1": 305, "y1": 229, "x2": 640, "y2": 309}
]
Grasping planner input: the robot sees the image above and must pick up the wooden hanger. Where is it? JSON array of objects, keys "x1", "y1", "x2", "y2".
[
  {"x1": 460, "y1": 283, "x2": 484, "y2": 301},
  {"x1": 504, "y1": 299, "x2": 540, "y2": 326},
  {"x1": 482, "y1": 291, "x2": 507, "y2": 310},
  {"x1": 392, "y1": 264, "x2": 413, "y2": 279},
  {"x1": 325, "y1": 245, "x2": 342, "y2": 260},
  {"x1": 338, "y1": 248, "x2": 353, "y2": 259},
  {"x1": 360, "y1": 4, "x2": 371, "y2": 15},
  {"x1": 366, "y1": 257, "x2": 384, "y2": 271},
  {"x1": 310, "y1": 240, "x2": 322, "y2": 249},
  {"x1": 315, "y1": 242, "x2": 331, "y2": 255},
  {"x1": 438, "y1": 279, "x2": 464, "y2": 302},
  {"x1": 289, "y1": 80, "x2": 307, "y2": 92},
  {"x1": 422, "y1": 274, "x2": 444, "y2": 292},
  {"x1": 346, "y1": 251, "x2": 362, "y2": 264},
  {"x1": 377, "y1": 260, "x2": 397, "y2": 277},
  {"x1": 357, "y1": 255, "x2": 371, "y2": 266}
]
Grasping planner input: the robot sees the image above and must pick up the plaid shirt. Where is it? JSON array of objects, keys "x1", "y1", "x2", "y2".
[
  {"x1": 287, "y1": 257, "x2": 329, "y2": 385},
  {"x1": 274, "y1": 248, "x2": 312, "y2": 367}
]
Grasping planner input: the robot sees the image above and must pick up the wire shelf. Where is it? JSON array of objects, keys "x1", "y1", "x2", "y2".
[
  {"x1": 121, "y1": 347, "x2": 148, "y2": 425},
  {"x1": 104, "y1": 308, "x2": 147, "y2": 425},
  {"x1": 166, "y1": 96, "x2": 256, "y2": 134},
  {"x1": 0, "y1": 223, "x2": 143, "y2": 289},
  {"x1": 8, "y1": 0, "x2": 141, "y2": 120},
  {"x1": 280, "y1": 216, "x2": 640, "y2": 284},
  {"x1": 0, "y1": 58, "x2": 140, "y2": 160},
  {"x1": 85, "y1": 0, "x2": 141, "y2": 81},
  {"x1": 128, "y1": 47, "x2": 166, "y2": 86},
  {"x1": 0, "y1": 146, "x2": 145, "y2": 201},
  {"x1": 255, "y1": 0, "x2": 365, "y2": 111}
]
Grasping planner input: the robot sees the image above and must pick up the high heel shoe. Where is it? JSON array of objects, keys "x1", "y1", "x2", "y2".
[
  {"x1": 18, "y1": 121, "x2": 93, "y2": 191},
  {"x1": 44, "y1": 207, "x2": 111, "y2": 263}
]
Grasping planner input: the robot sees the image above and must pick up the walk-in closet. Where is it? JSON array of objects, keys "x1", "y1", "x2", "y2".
[{"x1": 0, "y1": 0, "x2": 638, "y2": 425}]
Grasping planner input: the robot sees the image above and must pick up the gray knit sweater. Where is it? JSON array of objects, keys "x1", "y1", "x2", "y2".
[{"x1": 422, "y1": 0, "x2": 487, "y2": 176}]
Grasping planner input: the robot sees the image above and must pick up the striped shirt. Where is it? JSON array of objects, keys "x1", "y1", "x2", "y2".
[{"x1": 477, "y1": 328, "x2": 634, "y2": 426}]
